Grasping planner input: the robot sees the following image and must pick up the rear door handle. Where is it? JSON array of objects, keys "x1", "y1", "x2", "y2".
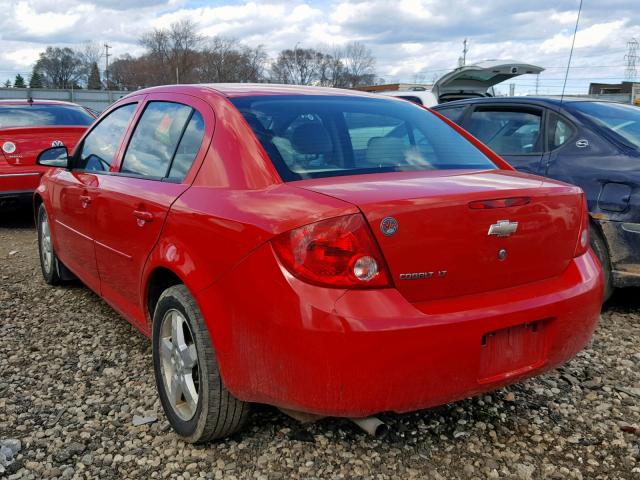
[
  {"x1": 79, "y1": 195, "x2": 92, "y2": 207},
  {"x1": 133, "y1": 210, "x2": 154, "y2": 223}
]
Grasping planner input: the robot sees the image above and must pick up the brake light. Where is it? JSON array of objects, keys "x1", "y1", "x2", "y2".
[
  {"x1": 574, "y1": 194, "x2": 590, "y2": 257},
  {"x1": 272, "y1": 214, "x2": 391, "y2": 288}
]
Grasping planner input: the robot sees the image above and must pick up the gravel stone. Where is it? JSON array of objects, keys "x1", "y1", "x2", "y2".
[{"x1": 1, "y1": 209, "x2": 639, "y2": 479}]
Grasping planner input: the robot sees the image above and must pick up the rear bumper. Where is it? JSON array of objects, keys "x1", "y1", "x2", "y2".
[
  {"x1": 0, "y1": 171, "x2": 43, "y2": 197},
  {"x1": 197, "y1": 246, "x2": 603, "y2": 417},
  {"x1": 597, "y1": 219, "x2": 640, "y2": 288}
]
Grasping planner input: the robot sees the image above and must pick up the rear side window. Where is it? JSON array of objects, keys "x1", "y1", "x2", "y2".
[
  {"x1": 466, "y1": 108, "x2": 542, "y2": 155},
  {"x1": 548, "y1": 113, "x2": 576, "y2": 150},
  {"x1": 0, "y1": 104, "x2": 94, "y2": 128},
  {"x1": 231, "y1": 95, "x2": 495, "y2": 181},
  {"x1": 436, "y1": 106, "x2": 466, "y2": 123},
  {"x1": 168, "y1": 112, "x2": 205, "y2": 181},
  {"x1": 77, "y1": 103, "x2": 137, "y2": 172},
  {"x1": 122, "y1": 102, "x2": 193, "y2": 178},
  {"x1": 397, "y1": 96, "x2": 423, "y2": 105}
]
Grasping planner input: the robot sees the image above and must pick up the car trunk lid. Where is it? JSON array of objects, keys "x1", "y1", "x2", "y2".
[
  {"x1": 294, "y1": 169, "x2": 582, "y2": 303},
  {"x1": 432, "y1": 60, "x2": 545, "y2": 103},
  {"x1": 0, "y1": 126, "x2": 86, "y2": 167}
]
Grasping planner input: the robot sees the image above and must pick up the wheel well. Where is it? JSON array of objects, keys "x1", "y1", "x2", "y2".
[
  {"x1": 33, "y1": 194, "x2": 43, "y2": 224},
  {"x1": 147, "y1": 268, "x2": 183, "y2": 319}
]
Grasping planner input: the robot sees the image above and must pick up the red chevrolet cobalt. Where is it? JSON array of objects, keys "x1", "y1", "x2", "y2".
[
  {"x1": 33, "y1": 84, "x2": 603, "y2": 442},
  {"x1": 0, "y1": 99, "x2": 95, "y2": 207}
]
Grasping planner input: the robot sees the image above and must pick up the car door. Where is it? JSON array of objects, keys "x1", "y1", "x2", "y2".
[
  {"x1": 48, "y1": 102, "x2": 140, "y2": 292},
  {"x1": 462, "y1": 104, "x2": 546, "y2": 174},
  {"x1": 92, "y1": 93, "x2": 211, "y2": 327}
]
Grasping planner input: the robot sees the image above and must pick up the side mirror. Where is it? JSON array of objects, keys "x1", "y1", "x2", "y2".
[{"x1": 37, "y1": 146, "x2": 69, "y2": 168}]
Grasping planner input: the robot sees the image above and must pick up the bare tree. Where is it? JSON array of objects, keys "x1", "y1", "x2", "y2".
[
  {"x1": 198, "y1": 37, "x2": 266, "y2": 83},
  {"x1": 342, "y1": 42, "x2": 376, "y2": 87},
  {"x1": 270, "y1": 47, "x2": 329, "y2": 85},
  {"x1": 34, "y1": 47, "x2": 84, "y2": 88}
]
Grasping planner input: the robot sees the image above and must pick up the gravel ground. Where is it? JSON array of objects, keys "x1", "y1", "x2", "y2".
[{"x1": 1, "y1": 206, "x2": 639, "y2": 480}]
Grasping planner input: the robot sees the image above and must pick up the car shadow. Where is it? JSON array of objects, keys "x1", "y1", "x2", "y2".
[
  {"x1": 0, "y1": 204, "x2": 35, "y2": 229},
  {"x1": 603, "y1": 287, "x2": 640, "y2": 313}
]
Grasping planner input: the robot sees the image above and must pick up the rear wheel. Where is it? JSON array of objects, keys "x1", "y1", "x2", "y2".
[
  {"x1": 152, "y1": 285, "x2": 250, "y2": 443},
  {"x1": 37, "y1": 204, "x2": 65, "y2": 285},
  {"x1": 589, "y1": 224, "x2": 613, "y2": 302}
]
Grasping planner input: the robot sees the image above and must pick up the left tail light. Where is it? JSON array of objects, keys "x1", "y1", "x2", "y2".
[
  {"x1": 271, "y1": 214, "x2": 391, "y2": 288},
  {"x1": 574, "y1": 193, "x2": 590, "y2": 257}
]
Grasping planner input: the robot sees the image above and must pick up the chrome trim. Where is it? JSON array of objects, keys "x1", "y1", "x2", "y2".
[
  {"x1": 0, "y1": 172, "x2": 40, "y2": 178},
  {"x1": 621, "y1": 223, "x2": 640, "y2": 234}
]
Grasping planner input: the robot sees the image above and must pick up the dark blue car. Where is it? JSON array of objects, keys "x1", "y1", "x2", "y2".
[{"x1": 433, "y1": 97, "x2": 640, "y2": 300}]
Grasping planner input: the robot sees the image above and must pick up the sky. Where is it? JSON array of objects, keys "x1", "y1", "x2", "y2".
[{"x1": 0, "y1": 0, "x2": 639, "y2": 95}]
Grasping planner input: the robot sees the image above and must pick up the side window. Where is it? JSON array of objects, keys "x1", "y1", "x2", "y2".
[
  {"x1": 77, "y1": 103, "x2": 137, "y2": 171},
  {"x1": 168, "y1": 111, "x2": 205, "y2": 181},
  {"x1": 466, "y1": 108, "x2": 542, "y2": 155},
  {"x1": 436, "y1": 106, "x2": 466, "y2": 123},
  {"x1": 548, "y1": 113, "x2": 576, "y2": 150},
  {"x1": 121, "y1": 102, "x2": 193, "y2": 178},
  {"x1": 398, "y1": 96, "x2": 423, "y2": 105}
]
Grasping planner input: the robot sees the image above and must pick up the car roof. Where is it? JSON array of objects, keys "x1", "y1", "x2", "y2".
[
  {"x1": 0, "y1": 99, "x2": 85, "y2": 107},
  {"x1": 433, "y1": 96, "x2": 622, "y2": 108},
  {"x1": 131, "y1": 83, "x2": 387, "y2": 100}
]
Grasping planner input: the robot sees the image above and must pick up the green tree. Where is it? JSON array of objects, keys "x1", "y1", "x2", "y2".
[
  {"x1": 87, "y1": 62, "x2": 101, "y2": 89},
  {"x1": 29, "y1": 68, "x2": 44, "y2": 88},
  {"x1": 3, "y1": 79, "x2": 11, "y2": 88},
  {"x1": 34, "y1": 46, "x2": 83, "y2": 88},
  {"x1": 13, "y1": 74, "x2": 26, "y2": 88}
]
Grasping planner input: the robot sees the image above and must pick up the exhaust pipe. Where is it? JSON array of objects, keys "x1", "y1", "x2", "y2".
[{"x1": 349, "y1": 417, "x2": 389, "y2": 438}]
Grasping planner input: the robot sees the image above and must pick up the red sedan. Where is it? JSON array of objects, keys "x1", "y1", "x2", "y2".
[
  {"x1": 33, "y1": 84, "x2": 603, "y2": 442},
  {"x1": 0, "y1": 99, "x2": 95, "y2": 208}
]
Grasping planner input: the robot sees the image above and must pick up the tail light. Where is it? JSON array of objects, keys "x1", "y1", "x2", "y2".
[
  {"x1": 272, "y1": 214, "x2": 391, "y2": 288},
  {"x1": 574, "y1": 194, "x2": 590, "y2": 257}
]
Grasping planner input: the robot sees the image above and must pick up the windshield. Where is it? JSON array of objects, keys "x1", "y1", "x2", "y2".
[
  {"x1": 230, "y1": 95, "x2": 496, "y2": 181},
  {"x1": 570, "y1": 102, "x2": 640, "y2": 150},
  {"x1": 0, "y1": 104, "x2": 94, "y2": 128}
]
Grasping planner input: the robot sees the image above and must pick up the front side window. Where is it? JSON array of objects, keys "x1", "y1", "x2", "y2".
[
  {"x1": 121, "y1": 102, "x2": 193, "y2": 178},
  {"x1": 76, "y1": 103, "x2": 137, "y2": 171},
  {"x1": 466, "y1": 108, "x2": 543, "y2": 155},
  {"x1": 0, "y1": 104, "x2": 94, "y2": 128},
  {"x1": 231, "y1": 95, "x2": 496, "y2": 181}
]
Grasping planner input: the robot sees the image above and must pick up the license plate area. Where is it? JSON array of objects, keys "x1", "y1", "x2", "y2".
[{"x1": 478, "y1": 319, "x2": 550, "y2": 382}]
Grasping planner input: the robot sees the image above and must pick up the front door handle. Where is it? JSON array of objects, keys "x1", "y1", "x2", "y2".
[
  {"x1": 79, "y1": 195, "x2": 92, "y2": 207},
  {"x1": 133, "y1": 210, "x2": 154, "y2": 224}
]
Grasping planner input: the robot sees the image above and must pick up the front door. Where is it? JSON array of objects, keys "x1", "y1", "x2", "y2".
[
  {"x1": 92, "y1": 96, "x2": 209, "y2": 327},
  {"x1": 463, "y1": 105, "x2": 546, "y2": 174},
  {"x1": 49, "y1": 102, "x2": 139, "y2": 292}
]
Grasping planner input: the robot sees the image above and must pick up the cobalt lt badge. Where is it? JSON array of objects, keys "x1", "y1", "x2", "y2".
[{"x1": 380, "y1": 217, "x2": 398, "y2": 236}]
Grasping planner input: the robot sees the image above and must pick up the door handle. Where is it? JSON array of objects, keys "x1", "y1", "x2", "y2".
[
  {"x1": 133, "y1": 210, "x2": 154, "y2": 224},
  {"x1": 79, "y1": 195, "x2": 92, "y2": 207}
]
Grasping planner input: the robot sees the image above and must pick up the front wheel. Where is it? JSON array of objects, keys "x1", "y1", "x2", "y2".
[
  {"x1": 589, "y1": 224, "x2": 613, "y2": 302},
  {"x1": 37, "y1": 204, "x2": 64, "y2": 285},
  {"x1": 152, "y1": 285, "x2": 250, "y2": 443}
]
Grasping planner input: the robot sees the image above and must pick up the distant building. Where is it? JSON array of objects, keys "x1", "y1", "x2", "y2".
[
  {"x1": 588, "y1": 81, "x2": 640, "y2": 105},
  {"x1": 353, "y1": 83, "x2": 433, "y2": 93}
]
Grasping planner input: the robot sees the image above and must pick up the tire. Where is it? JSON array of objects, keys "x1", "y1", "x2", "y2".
[
  {"x1": 37, "y1": 204, "x2": 65, "y2": 286},
  {"x1": 152, "y1": 284, "x2": 250, "y2": 443},
  {"x1": 589, "y1": 224, "x2": 613, "y2": 302}
]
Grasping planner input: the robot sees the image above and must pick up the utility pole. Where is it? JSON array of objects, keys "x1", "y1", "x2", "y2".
[
  {"x1": 104, "y1": 43, "x2": 111, "y2": 90},
  {"x1": 625, "y1": 38, "x2": 638, "y2": 81},
  {"x1": 509, "y1": 83, "x2": 515, "y2": 97},
  {"x1": 176, "y1": 67, "x2": 179, "y2": 84},
  {"x1": 462, "y1": 38, "x2": 468, "y2": 66},
  {"x1": 535, "y1": 74, "x2": 540, "y2": 95}
]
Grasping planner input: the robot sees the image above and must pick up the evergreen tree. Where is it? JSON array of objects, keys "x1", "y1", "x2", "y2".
[
  {"x1": 87, "y1": 62, "x2": 102, "y2": 90},
  {"x1": 14, "y1": 74, "x2": 26, "y2": 88},
  {"x1": 3, "y1": 79, "x2": 11, "y2": 88},
  {"x1": 29, "y1": 68, "x2": 44, "y2": 88}
]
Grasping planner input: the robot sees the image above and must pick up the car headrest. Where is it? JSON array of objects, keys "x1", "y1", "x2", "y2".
[
  {"x1": 290, "y1": 123, "x2": 333, "y2": 155},
  {"x1": 365, "y1": 136, "x2": 406, "y2": 165}
]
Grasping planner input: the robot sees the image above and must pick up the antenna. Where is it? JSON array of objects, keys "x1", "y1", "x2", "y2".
[
  {"x1": 560, "y1": 0, "x2": 583, "y2": 103},
  {"x1": 625, "y1": 38, "x2": 638, "y2": 81},
  {"x1": 458, "y1": 38, "x2": 468, "y2": 67}
]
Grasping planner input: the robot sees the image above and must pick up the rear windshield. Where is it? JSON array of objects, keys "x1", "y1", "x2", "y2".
[
  {"x1": 0, "y1": 104, "x2": 94, "y2": 128},
  {"x1": 569, "y1": 101, "x2": 640, "y2": 150},
  {"x1": 230, "y1": 95, "x2": 496, "y2": 181}
]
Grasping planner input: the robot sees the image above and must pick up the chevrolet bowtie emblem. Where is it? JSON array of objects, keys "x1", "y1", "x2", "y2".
[{"x1": 488, "y1": 220, "x2": 518, "y2": 237}]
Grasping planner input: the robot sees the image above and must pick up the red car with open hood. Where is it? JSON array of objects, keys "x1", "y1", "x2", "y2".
[
  {"x1": 0, "y1": 99, "x2": 95, "y2": 208},
  {"x1": 33, "y1": 84, "x2": 602, "y2": 442}
]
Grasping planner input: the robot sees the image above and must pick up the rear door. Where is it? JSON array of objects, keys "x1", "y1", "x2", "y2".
[
  {"x1": 49, "y1": 102, "x2": 139, "y2": 292},
  {"x1": 462, "y1": 105, "x2": 546, "y2": 174},
  {"x1": 92, "y1": 93, "x2": 210, "y2": 327}
]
